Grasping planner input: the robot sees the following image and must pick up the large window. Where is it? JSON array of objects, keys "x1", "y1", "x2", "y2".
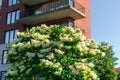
[
  {"x1": 5, "y1": 29, "x2": 19, "y2": 43},
  {"x1": 6, "y1": 10, "x2": 20, "y2": 25},
  {"x1": 8, "y1": 0, "x2": 19, "y2": 6},
  {"x1": 0, "y1": 0, "x2": 2, "y2": 9},
  {"x1": 55, "y1": 20, "x2": 74, "y2": 27},
  {"x1": 2, "y1": 50, "x2": 8, "y2": 64}
]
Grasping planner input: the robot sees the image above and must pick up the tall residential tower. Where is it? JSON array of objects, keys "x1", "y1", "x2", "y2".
[{"x1": 0, "y1": 0, "x2": 91, "y2": 79}]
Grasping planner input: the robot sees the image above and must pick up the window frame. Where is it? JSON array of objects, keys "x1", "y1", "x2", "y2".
[
  {"x1": 9, "y1": 30, "x2": 14, "y2": 42},
  {"x1": 16, "y1": 10, "x2": 20, "y2": 20},
  {"x1": 1, "y1": 50, "x2": 8, "y2": 64},
  {"x1": 0, "y1": 0, "x2": 2, "y2": 9},
  {"x1": 11, "y1": 11, "x2": 16, "y2": 24},
  {"x1": 8, "y1": 0, "x2": 19, "y2": 6},
  {"x1": 53, "y1": 20, "x2": 74, "y2": 28},
  {"x1": 6, "y1": 13, "x2": 11, "y2": 25},
  {"x1": 4, "y1": 29, "x2": 19, "y2": 44},
  {"x1": 6, "y1": 10, "x2": 21, "y2": 25}
]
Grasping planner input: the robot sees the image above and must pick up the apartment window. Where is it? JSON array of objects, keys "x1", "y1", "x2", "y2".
[
  {"x1": 7, "y1": 10, "x2": 20, "y2": 24},
  {"x1": 0, "y1": 71, "x2": 8, "y2": 80},
  {"x1": 0, "y1": 0, "x2": 2, "y2": 9},
  {"x1": 2, "y1": 50, "x2": 8, "y2": 64},
  {"x1": 5, "y1": 29, "x2": 19, "y2": 44},
  {"x1": 55, "y1": 20, "x2": 74, "y2": 27},
  {"x1": 68, "y1": 20, "x2": 74, "y2": 27},
  {"x1": 8, "y1": 0, "x2": 19, "y2": 6}
]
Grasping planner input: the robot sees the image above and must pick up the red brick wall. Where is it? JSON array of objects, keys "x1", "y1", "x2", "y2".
[
  {"x1": 0, "y1": 1, "x2": 25, "y2": 44},
  {"x1": 0, "y1": 0, "x2": 91, "y2": 44},
  {"x1": 74, "y1": 0, "x2": 91, "y2": 38}
]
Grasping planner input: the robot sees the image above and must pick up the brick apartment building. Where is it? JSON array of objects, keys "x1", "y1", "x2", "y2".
[{"x1": 0, "y1": 0, "x2": 91, "y2": 79}]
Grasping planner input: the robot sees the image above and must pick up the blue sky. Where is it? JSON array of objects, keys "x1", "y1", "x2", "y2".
[{"x1": 91, "y1": 0, "x2": 120, "y2": 67}]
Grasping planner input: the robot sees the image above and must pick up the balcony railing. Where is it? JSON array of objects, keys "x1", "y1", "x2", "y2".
[
  {"x1": 21, "y1": 0, "x2": 85, "y2": 18},
  {"x1": 18, "y1": 0, "x2": 85, "y2": 25}
]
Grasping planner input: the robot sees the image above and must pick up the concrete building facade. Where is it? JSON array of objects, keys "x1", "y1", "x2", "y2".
[{"x1": 0, "y1": 0, "x2": 91, "y2": 79}]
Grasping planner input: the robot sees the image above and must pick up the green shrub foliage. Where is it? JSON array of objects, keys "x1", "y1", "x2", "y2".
[
  {"x1": 6, "y1": 25, "x2": 117, "y2": 80},
  {"x1": 94, "y1": 42, "x2": 118, "y2": 80}
]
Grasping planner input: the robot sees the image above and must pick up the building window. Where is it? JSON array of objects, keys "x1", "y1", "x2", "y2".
[
  {"x1": 8, "y1": 0, "x2": 19, "y2": 6},
  {"x1": 6, "y1": 10, "x2": 20, "y2": 25},
  {"x1": 68, "y1": 20, "x2": 74, "y2": 27},
  {"x1": 2, "y1": 50, "x2": 8, "y2": 64},
  {"x1": 0, "y1": 71, "x2": 8, "y2": 80},
  {"x1": 5, "y1": 29, "x2": 19, "y2": 44},
  {"x1": 55, "y1": 20, "x2": 74, "y2": 27},
  {"x1": 0, "y1": 0, "x2": 2, "y2": 9}
]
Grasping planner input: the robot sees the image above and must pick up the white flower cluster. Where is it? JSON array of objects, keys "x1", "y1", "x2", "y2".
[
  {"x1": 41, "y1": 59, "x2": 53, "y2": 67},
  {"x1": 7, "y1": 25, "x2": 107, "y2": 79},
  {"x1": 74, "y1": 62, "x2": 92, "y2": 71},
  {"x1": 69, "y1": 62, "x2": 99, "y2": 80},
  {"x1": 41, "y1": 59, "x2": 62, "y2": 76},
  {"x1": 30, "y1": 24, "x2": 49, "y2": 34},
  {"x1": 76, "y1": 42, "x2": 89, "y2": 52},
  {"x1": 76, "y1": 40, "x2": 106, "y2": 57},
  {"x1": 60, "y1": 36, "x2": 73, "y2": 42},
  {"x1": 46, "y1": 53, "x2": 54, "y2": 59},
  {"x1": 90, "y1": 40, "x2": 99, "y2": 48},
  {"x1": 100, "y1": 45, "x2": 109, "y2": 51},
  {"x1": 54, "y1": 67, "x2": 63, "y2": 76},
  {"x1": 69, "y1": 65, "x2": 79, "y2": 75},
  {"x1": 32, "y1": 33, "x2": 49, "y2": 40},
  {"x1": 73, "y1": 33, "x2": 86, "y2": 41},
  {"x1": 17, "y1": 32, "x2": 25, "y2": 37},
  {"x1": 90, "y1": 71, "x2": 100, "y2": 80},
  {"x1": 64, "y1": 27, "x2": 75, "y2": 34},
  {"x1": 54, "y1": 49, "x2": 64, "y2": 55}
]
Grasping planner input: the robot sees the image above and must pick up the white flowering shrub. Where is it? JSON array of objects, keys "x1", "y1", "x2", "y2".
[{"x1": 7, "y1": 25, "x2": 106, "y2": 80}]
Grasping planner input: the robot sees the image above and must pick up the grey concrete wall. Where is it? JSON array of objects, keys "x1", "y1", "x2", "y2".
[{"x1": 0, "y1": 44, "x2": 9, "y2": 72}]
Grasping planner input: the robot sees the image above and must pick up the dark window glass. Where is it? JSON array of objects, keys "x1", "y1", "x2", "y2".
[
  {"x1": 8, "y1": 0, "x2": 19, "y2": 6},
  {"x1": 5, "y1": 29, "x2": 19, "y2": 44},
  {"x1": 16, "y1": 10, "x2": 20, "y2": 20},
  {"x1": 7, "y1": 13, "x2": 11, "y2": 24},
  {"x1": 6, "y1": 10, "x2": 20, "y2": 25},
  {"x1": 2, "y1": 50, "x2": 8, "y2": 64},
  {"x1": 54, "y1": 20, "x2": 74, "y2": 28},
  {"x1": 0, "y1": 0, "x2": 2, "y2": 9},
  {"x1": 13, "y1": 0, "x2": 17, "y2": 5},
  {"x1": 14, "y1": 29, "x2": 19, "y2": 40},
  {"x1": 11, "y1": 11, "x2": 15, "y2": 23},
  {"x1": 5, "y1": 31, "x2": 9, "y2": 44},
  {"x1": 68, "y1": 20, "x2": 74, "y2": 27},
  {"x1": 9, "y1": 30, "x2": 14, "y2": 42}
]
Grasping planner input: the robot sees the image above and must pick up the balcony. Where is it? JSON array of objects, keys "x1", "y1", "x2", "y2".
[
  {"x1": 18, "y1": 0, "x2": 86, "y2": 26},
  {"x1": 19, "y1": 0, "x2": 49, "y2": 6}
]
